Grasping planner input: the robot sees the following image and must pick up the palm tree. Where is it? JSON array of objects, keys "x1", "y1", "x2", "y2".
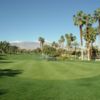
[
  {"x1": 73, "y1": 11, "x2": 86, "y2": 60},
  {"x1": 83, "y1": 14, "x2": 95, "y2": 60},
  {"x1": 58, "y1": 39, "x2": 62, "y2": 48},
  {"x1": 60, "y1": 35, "x2": 65, "y2": 48},
  {"x1": 65, "y1": 34, "x2": 71, "y2": 50},
  {"x1": 94, "y1": 8, "x2": 100, "y2": 48},
  {"x1": 83, "y1": 27, "x2": 97, "y2": 59},
  {"x1": 52, "y1": 41, "x2": 59, "y2": 48},
  {"x1": 70, "y1": 33, "x2": 76, "y2": 43},
  {"x1": 65, "y1": 33, "x2": 76, "y2": 50},
  {"x1": 38, "y1": 37, "x2": 45, "y2": 54},
  {"x1": 94, "y1": 8, "x2": 100, "y2": 34}
]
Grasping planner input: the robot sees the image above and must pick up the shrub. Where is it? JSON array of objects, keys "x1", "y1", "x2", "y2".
[
  {"x1": 34, "y1": 48, "x2": 41, "y2": 54},
  {"x1": 43, "y1": 45, "x2": 57, "y2": 57},
  {"x1": 46, "y1": 56, "x2": 57, "y2": 61},
  {"x1": 57, "y1": 54, "x2": 69, "y2": 61},
  {"x1": 56, "y1": 49, "x2": 66, "y2": 56}
]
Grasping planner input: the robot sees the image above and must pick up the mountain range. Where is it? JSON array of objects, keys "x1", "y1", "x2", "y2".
[
  {"x1": 10, "y1": 41, "x2": 51, "y2": 50},
  {"x1": 10, "y1": 41, "x2": 40, "y2": 50}
]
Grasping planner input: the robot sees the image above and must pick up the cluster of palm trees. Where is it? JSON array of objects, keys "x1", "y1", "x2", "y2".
[
  {"x1": 38, "y1": 33, "x2": 77, "y2": 57},
  {"x1": 38, "y1": 8, "x2": 100, "y2": 61},
  {"x1": 38, "y1": 33, "x2": 77, "y2": 51},
  {"x1": 73, "y1": 8, "x2": 100, "y2": 60},
  {"x1": 65, "y1": 33, "x2": 76, "y2": 50},
  {"x1": 57, "y1": 34, "x2": 76, "y2": 50}
]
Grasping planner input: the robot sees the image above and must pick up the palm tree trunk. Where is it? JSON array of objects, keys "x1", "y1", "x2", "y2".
[
  {"x1": 98, "y1": 19, "x2": 100, "y2": 49},
  {"x1": 74, "y1": 46, "x2": 77, "y2": 59},
  {"x1": 41, "y1": 43, "x2": 44, "y2": 56},
  {"x1": 79, "y1": 25, "x2": 83, "y2": 60},
  {"x1": 87, "y1": 47, "x2": 90, "y2": 61},
  {"x1": 87, "y1": 40, "x2": 90, "y2": 61},
  {"x1": 80, "y1": 25, "x2": 83, "y2": 45},
  {"x1": 40, "y1": 42, "x2": 43, "y2": 55},
  {"x1": 98, "y1": 19, "x2": 100, "y2": 34},
  {"x1": 86, "y1": 16, "x2": 91, "y2": 61},
  {"x1": 90, "y1": 42, "x2": 93, "y2": 59},
  {"x1": 87, "y1": 27, "x2": 91, "y2": 61},
  {"x1": 81, "y1": 46, "x2": 84, "y2": 60}
]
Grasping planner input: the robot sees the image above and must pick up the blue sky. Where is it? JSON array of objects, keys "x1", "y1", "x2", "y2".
[{"x1": 0, "y1": 0, "x2": 100, "y2": 42}]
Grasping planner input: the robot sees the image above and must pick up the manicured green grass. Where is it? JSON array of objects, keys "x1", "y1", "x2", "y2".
[{"x1": 0, "y1": 54, "x2": 100, "y2": 100}]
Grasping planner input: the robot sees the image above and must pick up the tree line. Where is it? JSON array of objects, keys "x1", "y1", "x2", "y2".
[
  {"x1": 0, "y1": 41, "x2": 19, "y2": 54},
  {"x1": 0, "y1": 41, "x2": 33, "y2": 54},
  {"x1": 37, "y1": 34, "x2": 80, "y2": 61}
]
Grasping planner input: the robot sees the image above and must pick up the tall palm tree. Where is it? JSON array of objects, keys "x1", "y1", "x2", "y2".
[
  {"x1": 94, "y1": 8, "x2": 100, "y2": 48},
  {"x1": 83, "y1": 27, "x2": 97, "y2": 59},
  {"x1": 94, "y1": 8, "x2": 100, "y2": 34},
  {"x1": 73, "y1": 11, "x2": 86, "y2": 60},
  {"x1": 83, "y1": 14, "x2": 95, "y2": 60},
  {"x1": 38, "y1": 37, "x2": 45, "y2": 54}
]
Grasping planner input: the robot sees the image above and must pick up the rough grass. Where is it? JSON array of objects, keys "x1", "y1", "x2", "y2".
[{"x1": 0, "y1": 54, "x2": 100, "y2": 100}]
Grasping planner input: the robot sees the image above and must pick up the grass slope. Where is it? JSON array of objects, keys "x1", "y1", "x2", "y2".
[{"x1": 0, "y1": 54, "x2": 100, "y2": 100}]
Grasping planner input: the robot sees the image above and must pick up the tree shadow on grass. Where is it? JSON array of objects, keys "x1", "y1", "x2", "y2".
[
  {"x1": 0, "y1": 55, "x2": 13, "y2": 64},
  {"x1": 0, "y1": 89, "x2": 8, "y2": 96},
  {"x1": 0, "y1": 57, "x2": 7, "y2": 60},
  {"x1": 0, "y1": 54, "x2": 7, "y2": 60},
  {"x1": 0, "y1": 61, "x2": 13, "y2": 63},
  {"x1": 0, "y1": 69, "x2": 23, "y2": 77}
]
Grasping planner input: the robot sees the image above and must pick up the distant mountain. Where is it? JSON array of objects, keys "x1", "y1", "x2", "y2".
[{"x1": 10, "y1": 41, "x2": 40, "y2": 50}]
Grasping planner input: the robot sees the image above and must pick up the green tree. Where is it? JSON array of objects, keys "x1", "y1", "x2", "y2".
[
  {"x1": 10, "y1": 46, "x2": 19, "y2": 54},
  {"x1": 84, "y1": 27, "x2": 97, "y2": 47},
  {"x1": 0, "y1": 41, "x2": 10, "y2": 54},
  {"x1": 83, "y1": 27, "x2": 97, "y2": 59},
  {"x1": 65, "y1": 33, "x2": 76, "y2": 50},
  {"x1": 43, "y1": 45, "x2": 57, "y2": 57},
  {"x1": 72, "y1": 41, "x2": 79, "y2": 59},
  {"x1": 65, "y1": 34, "x2": 71, "y2": 50},
  {"x1": 83, "y1": 14, "x2": 95, "y2": 60},
  {"x1": 0, "y1": 41, "x2": 19, "y2": 54},
  {"x1": 73, "y1": 11, "x2": 86, "y2": 60}
]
